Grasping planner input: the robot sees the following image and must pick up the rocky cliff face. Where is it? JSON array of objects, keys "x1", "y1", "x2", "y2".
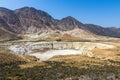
[{"x1": 9, "y1": 42, "x2": 115, "y2": 54}]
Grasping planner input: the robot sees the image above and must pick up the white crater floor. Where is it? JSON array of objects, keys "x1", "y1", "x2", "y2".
[{"x1": 28, "y1": 49, "x2": 83, "y2": 61}]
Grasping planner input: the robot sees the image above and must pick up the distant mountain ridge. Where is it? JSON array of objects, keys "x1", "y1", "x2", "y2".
[
  {"x1": 0, "y1": 7, "x2": 120, "y2": 41},
  {"x1": 85, "y1": 24, "x2": 120, "y2": 37}
]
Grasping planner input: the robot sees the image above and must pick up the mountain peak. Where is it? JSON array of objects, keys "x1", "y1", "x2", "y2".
[
  {"x1": 15, "y1": 6, "x2": 37, "y2": 11},
  {"x1": 61, "y1": 16, "x2": 83, "y2": 25},
  {"x1": 56, "y1": 16, "x2": 84, "y2": 30},
  {"x1": 15, "y1": 7, "x2": 53, "y2": 19},
  {"x1": 65, "y1": 16, "x2": 74, "y2": 19},
  {"x1": 62, "y1": 16, "x2": 78, "y2": 21}
]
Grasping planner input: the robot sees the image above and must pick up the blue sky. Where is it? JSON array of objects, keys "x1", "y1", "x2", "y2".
[{"x1": 0, "y1": 0, "x2": 120, "y2": 27}]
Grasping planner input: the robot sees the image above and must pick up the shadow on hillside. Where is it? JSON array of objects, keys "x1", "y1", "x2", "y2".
[{"x1": 1, "y1": 60, "x2": 120, "y2": 80}]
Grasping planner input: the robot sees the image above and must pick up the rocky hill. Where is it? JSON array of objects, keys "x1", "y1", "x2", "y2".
[
  {"x1": 0, "y1": 7, "x2": 120, "y2": 41},
  {"x1": 85, "y1": 24, "x2": 120, "y2": 37},
  {"x1": 56, "y1": 16, "x2": 85, "y2": 30}
]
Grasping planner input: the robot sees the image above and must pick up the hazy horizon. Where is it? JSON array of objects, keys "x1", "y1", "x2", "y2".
[{"x1": 0, "y1": 0, "x2": 120, "y2": 27}]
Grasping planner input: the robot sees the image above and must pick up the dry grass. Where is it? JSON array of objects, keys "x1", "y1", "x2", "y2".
[
  {"x1": 92, "y1": 42, "x2": 120, "y2": 61},
  {"x1": 0, "y1": 50, "x2": 25, "y2": 65}
]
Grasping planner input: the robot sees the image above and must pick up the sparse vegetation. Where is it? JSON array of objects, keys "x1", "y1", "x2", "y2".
[
  {"x1": 1, "y1": 55, "x2": 120, "y2": 80},
  {"x1": 0, "y1": 42, "x2": 120, "y2": 80},
  {"x1": 0, "y1": 50, "x2": 25, "y2": 65}
]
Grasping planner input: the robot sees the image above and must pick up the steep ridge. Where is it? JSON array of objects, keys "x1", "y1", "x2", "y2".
[
  {"x1": 14, "y1": 7, "x2": 58, "y2": 33},
  {"x1": 0, "y1": 7, "x2": 22, "y2": 33},
  {"x1": 106, "y1": 27, "x2": 120, "y2": 37},
  {"x1": 0, "y1": 17, "x2": 20, "y2": 41},
  {"x1": 56, "y1": 16, "x2": 85, "y2": 30}
]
